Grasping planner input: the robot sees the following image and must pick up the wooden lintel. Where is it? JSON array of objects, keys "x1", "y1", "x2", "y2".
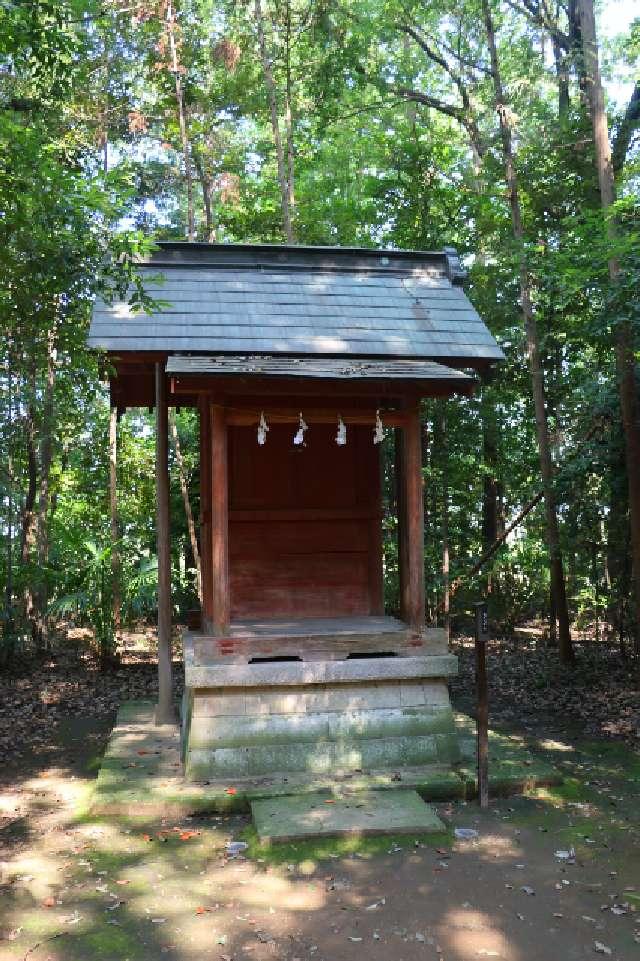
[
  {"x1": 169, "y1": 374, "x2": 470, "y2": 398},
  {"x1": 224, "y1": 408, "x2": 409, "y2": 427},
  {"x1": 229, "y1": 506, "x2": 383, "y2": 523}
]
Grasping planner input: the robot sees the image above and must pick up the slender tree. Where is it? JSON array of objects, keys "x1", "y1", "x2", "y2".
[
  {"x1": 577, "y1": 0, "x2": 640, "y2": 652},
  {"x1": 481, "y1": 0, "x2": 573, "y2": 661},
  {"x1": 169, "y1": 409, "x2": 202, "y2": 602},
  {"x1": 254, "y1": 0, "x2": 296, "y2": 242},
  {"x1": 166, "y1": 0, "x2": 195, "y2": 240}
]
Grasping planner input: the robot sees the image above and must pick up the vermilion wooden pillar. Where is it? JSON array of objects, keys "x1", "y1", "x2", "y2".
[
  {"x1": 198, "y1": 397, "x2": 213, "y2": 628},
  {"x1": 210, "y1": 403, "x2": 230, "y2": 634},
  {"x1": 155, "y1": 363, "x2": 174, "y2": 723},
  {"x1": 399, "y1": 406, "x2": 425, "y2": 630},
  {"x1": 368, "y1": 440, "x2": 385, "y2": 615}
]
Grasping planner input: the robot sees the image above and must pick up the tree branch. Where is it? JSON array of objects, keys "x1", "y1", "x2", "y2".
[
  {"x1": 393, "y1": 84, "x2": 466, "y2": 122},
  {"x1": 612, "y1": 80, "x2": 640, "y2": 176},
  {"x1": 396, "y1": 24, "x2": 487, "y2": 157},
  {"x1": 504, "y1": 0, "x2": 571, "y2": 50}
]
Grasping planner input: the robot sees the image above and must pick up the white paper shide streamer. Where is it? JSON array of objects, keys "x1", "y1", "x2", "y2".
[
  {"x1": 335, "y1": 414, "x2": 347, "y2": 446},
  {"x1": 293, "y1": 412, "x2": 308, "y2": 445},
  {"x1": 257, "y1": 411, "x2": 269, "y2": 445},
  {"x1": 373, "y1": 409, "x2": 384, "y2": 444}
]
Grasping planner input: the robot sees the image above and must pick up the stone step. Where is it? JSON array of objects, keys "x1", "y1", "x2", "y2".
[
  {"x1": 190, "y1": 679, "x2": 452, "y2": 717},
  {"x1": 185, "y1": 731, "x2": 460, "y2": 779},
  {"x1": 188, "y1": 706, "x2": 458, "y2": 749},
  {"x1": 251, "y1": 789, "x2": 445, "y2": 842}
]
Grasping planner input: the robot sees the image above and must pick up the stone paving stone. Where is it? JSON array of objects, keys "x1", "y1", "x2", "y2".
[
  {"x1": 89, "y1": 702, "x2": 561, "y2": 818},
  {"x1": 251, "y1": 789, "x2": 445, "y2": 842}
]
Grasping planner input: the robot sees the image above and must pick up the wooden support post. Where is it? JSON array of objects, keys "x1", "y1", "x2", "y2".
[
  {"x1": 210, "y1": 404, "x2": 230, "y2": 634},
  {"x1": 474, "y1": 601, "x2": 490, "y2": 809},
  {"x1": 109, "y1": 405, "x2": 121, "y2": 640},
  {"x1": 395, "y1": 427, "x2": 407, "y2": 618},
  {"x1": 155, "y1": 363, "x2": 174, "y2": 724},
  {"x1": 368, "y1": 445, "x2": 384, "y2": 616},
  {"x1": 399, "y1": 407, "x2": 425, "y2": 630},
  {"x1": 199, "y1": 397, "x2": 213, "y2": 629}
]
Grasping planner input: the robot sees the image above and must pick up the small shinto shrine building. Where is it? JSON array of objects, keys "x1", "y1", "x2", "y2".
[{"x1": 89, "y1": 242, "x2": 503, "y2": 781}]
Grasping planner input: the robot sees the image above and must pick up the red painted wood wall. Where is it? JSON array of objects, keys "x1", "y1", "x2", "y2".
[{"x1": 227, "y1": 423, "x2": 383, "y2": 619}]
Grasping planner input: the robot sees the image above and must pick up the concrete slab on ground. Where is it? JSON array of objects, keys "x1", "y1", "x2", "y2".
[
  {"x1": 89, "y1": 702, "x2": 561, "y2": 818},
  {"x1": 251, "y1": 789, "x2": 444, "y2": 842},
  {"x1": 454, "y1": 712, "x2": 561, "y2": 795}
]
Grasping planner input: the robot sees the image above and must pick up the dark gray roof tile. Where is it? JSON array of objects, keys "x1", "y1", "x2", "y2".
[{"x1": 88, "y1": 243, "x2": 503, "y2": 363}]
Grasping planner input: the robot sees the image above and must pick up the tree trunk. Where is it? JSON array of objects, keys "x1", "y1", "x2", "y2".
[
  {"x1": 254, "y1": 0, "x2": 295, "y2": 243},
  {"x1": 35, "y1": 327, "x2": 56, "y2": 649},
  {"x1": 481, "y1": 0, "x2": 573, "y2": 662},
  {"x1": 577, "y1": 0, "x2": 640, "y2": 653},
  {"x1": 21, "y1": 401, "x2": 38, "y2": 645},
  {"x1": 606, "y1": 441, "x2": 627, "y2": 648},
  {"x1": 5, "y1": 354, "x2": 15, "y2": 657},
  {"x1": 166, "y1": 0, "x2": 195, "y2": 241},
  {"x1": 169, "y1": 409, "x2": 202, "y2": 603},
  {"x1": 193, "y1": 150, "x2": 216, "y2": 241},
  {"x1": 552, "y1": 29, "x2": 570, "y2": 119},
  {"x1": 109, "y1": 405, "x2": 121, "y2": 639},
  {"x1": 283, "y1": 0, "x2": 296, "y2": 219}
]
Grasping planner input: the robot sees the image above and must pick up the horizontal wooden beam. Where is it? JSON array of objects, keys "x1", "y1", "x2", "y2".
[
  {"x1": 225, "y1": 408, "x2": 409, "y2": 427},
  {"x1": 229, "y1": 507, "x2": 383, "y2": 523},
  {"x1": 170, "y1": 374, "x2": 472, "y2": 398}
]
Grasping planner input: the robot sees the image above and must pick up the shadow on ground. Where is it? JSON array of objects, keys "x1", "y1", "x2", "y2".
[{"x1": 1, "y1": 708, "x2": 639, "y2": 961}]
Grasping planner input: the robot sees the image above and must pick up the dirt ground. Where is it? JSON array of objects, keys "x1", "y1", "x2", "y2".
[{"x1": 0, "y1": 633, "x2": 639, "y2": 961}]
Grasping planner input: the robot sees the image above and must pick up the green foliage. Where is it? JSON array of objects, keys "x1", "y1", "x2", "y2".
[{"x1": 1, "y1": 0, "x2": 639, "y2": 659}]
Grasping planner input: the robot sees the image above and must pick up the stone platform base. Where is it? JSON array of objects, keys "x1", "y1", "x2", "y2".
[
  {"x1": 89, "y1": 703, "x2": 561, "y2": 819},
  {"x1": 182, "y1": 626, "x2": 460, "y2": 781}
]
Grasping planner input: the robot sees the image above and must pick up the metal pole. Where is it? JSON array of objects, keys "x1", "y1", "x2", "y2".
[{"x1": 474, "y1": 600, "x2": 490, "y2": 809}]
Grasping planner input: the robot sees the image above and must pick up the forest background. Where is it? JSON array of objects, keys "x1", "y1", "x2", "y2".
[{"x1": 1, "y1": 0, "x2": 639, "y2": 670}]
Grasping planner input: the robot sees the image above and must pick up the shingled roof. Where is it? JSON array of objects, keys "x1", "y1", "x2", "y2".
[{"x1": 89, "y1": 243, "x2": 503, "y2": 365}]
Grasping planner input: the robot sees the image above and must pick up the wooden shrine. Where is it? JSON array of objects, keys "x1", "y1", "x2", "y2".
[{"x1": 89, "y1": 242, "x2": 502, "y2": 781}]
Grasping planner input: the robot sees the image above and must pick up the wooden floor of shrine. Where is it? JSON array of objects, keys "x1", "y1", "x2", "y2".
[{"x1": 191, "y1": 615, "x2": 438, "y2": 665}]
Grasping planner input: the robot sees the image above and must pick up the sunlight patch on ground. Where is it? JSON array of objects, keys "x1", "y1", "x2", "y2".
[
  {"x1": 537, "y1": 738, "x2": 575, "y2": 752},
  {"x1": 442, "y1": 905, "x2": 517, "y2": 960},
  {"x1": 456, "y1": 833, "x2": 520, "y2": 860}
]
